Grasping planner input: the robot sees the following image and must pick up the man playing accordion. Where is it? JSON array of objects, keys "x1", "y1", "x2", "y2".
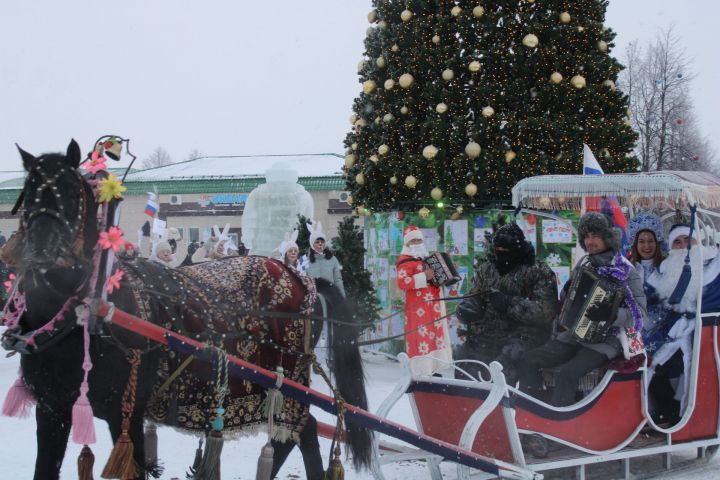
[
  {"x1": 519, "y1": 212, "x2": 647, "y2": 407},
  {"x1": 396, "y1": 226, "x2": 453, "y2": 374}
]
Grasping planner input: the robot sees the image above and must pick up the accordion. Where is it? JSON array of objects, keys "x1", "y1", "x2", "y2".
[
  {"x1": 425, "y1": 252, "x2": 461, "y2": 287},
  {"x1": 558, "y1": 266, "x2": 625, "y2": 343}
]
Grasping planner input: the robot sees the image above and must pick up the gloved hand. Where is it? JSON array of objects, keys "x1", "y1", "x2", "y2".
[
  {"x1": 487, "y1": 289, "x2": 512, "y2": 313},
  {"x1": 456, "y1": 300, "x2": 482, "y2": 324}
]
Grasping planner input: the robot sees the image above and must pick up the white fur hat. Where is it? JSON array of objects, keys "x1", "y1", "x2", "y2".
[
  {"x1": 308, "y1": 221, "x2": 326, "y2": 246},
  {"x1": 403, "y1": 226, "x2": 424, "y2": 245},
  {"x1": 278, "y1": 230, "x2": 299, "y2": 257},
  {"x1": 668, "y1": 224, "x2": 697, "y2": 248}
]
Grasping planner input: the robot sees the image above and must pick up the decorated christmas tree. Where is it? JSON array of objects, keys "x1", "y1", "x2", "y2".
[{"x1": 344, "y1": 0, "x2": 638, "y2": 212}]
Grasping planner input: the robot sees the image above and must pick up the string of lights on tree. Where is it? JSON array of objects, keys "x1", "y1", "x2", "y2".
[{"x1": 343, "y1": 0, "x2": 638, "y2": 215}]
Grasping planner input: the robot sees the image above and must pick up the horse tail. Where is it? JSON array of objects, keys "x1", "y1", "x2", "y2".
[{"x1": 314, "y1": 278, "x2": 373, "y2": 470}]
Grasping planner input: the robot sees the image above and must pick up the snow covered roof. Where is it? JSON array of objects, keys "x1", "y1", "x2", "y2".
[
  {"x1": 123, "y1": 153, "x2": 344, "y2": 182},
  {"x1": 512, "y1": 171, "x2": 720, "y2": 210}
]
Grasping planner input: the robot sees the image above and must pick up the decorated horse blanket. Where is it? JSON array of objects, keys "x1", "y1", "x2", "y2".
[{"x1": 117, "y1": 255, "x2": 317, "y2": 441}]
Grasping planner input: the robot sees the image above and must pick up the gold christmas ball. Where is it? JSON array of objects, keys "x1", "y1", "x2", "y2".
[
  {"x1": 624, "y1": 118, "x2": 632, "y2": 126},
  {"x1": 362, "y1": 79, "x2": 377, "y2": 94},
  {"x1": 465, "y1": 183, "x2": 478, "y2": 197},
  {"x1": 598, "y1": 40, "x2": 608, "y2": 53},
  {"x1": 522, "y1": 34, "x2": 539, "y2": 48},
  {"x1": 468, "y1": 60, "x2": 481, "y2": 72},
  {"x1": 355, "y1": 118, "x2": 367, "y2": 127},
  {"x1": 422, "y1": 145, "x2": 439, "y2": 159},
  {"x1": 550, "y1": 71, "x2": 563, "y2": 84},
  {"x1": 405, "y1": 175, "x2": 417, "y2": 189},
  {"x1": 436, "y1": 102, "x2": 448, "y2": 114},
  {"x1": 431, "y1": 187, "x2": 443, "y2": 201},
  {"x1": 391, "y1": 44, "x2": 400, "y2": 52},
  {"x1": 378, "y1": 144, "x2": 389, "y2": 155},
  {"x1": 505, "y1": 150, "x2": 517, "y2": 163},
  {"x1": 346, "y1": 195, "x2": 353, "y2": 205},
  {"x1": 451, "y1": 211, "x2": 461, "y2": 220},
  {"x1": 366, "y1": 27, "x2": 374, "y2": 36},
  {"x1": 390, "y1": 175, "x2": 398, "y2": 185},
  {"x1": 367, "y1": 10, "x2": 377, "y2": 23},
  {"x1": 384, "y1": 79, "x2": 395, "y2": 90},
  {"x1": 626, "y1": 108, "x2": 632, "y2": 117},
  {"x1": 451, "y1": 6, "x2": 462, "y2": 17},
  {"x1": 603, "y1": 79, "x2": 616, "y2": 90},
  {"x1": 570, "y1": 75, "x2": 586, "y2": 89},
  {"x1": 473, "y1": 6, "x2": 485, "y2": 17},
  {"x1": 482, "y1": 106, "x2": 495, "y2": 118},
  {"x1": 527, "y1": 0, "x2": 535, "y2": 3},
  {"x1": 456, "y1": 206, "x2": 464, "y2": 214},
  {"x1": 357, "y1": 60, "x2": 366, "y2": 72},
  {"x1": 465, "y1": 141, "x2": 482, "y2": 158},
  {"x1": 344, "y1": 154, "x2": 356, "y2": 168},
  {"x1": 374, "y1": 116, "x2": 381, "y2": 124},
  {"x1": 378, "y1": 20, "x2": 388, "y2": 30},
  {"x1": 559, "y1": 12, "x2": 571, "y2": 24},
  {"x1": 577, "y1": 26, "x2": 585, "y2": 32},
  {"x1": 349, "y1": 113, "x2": 358, "y2": 124},
  {"x1": 442, "y1": 69, "x2": 455, "y2": 81},
  {"x1": 399, "y1": 73, "x2": 414, "y2": 89},
  {"x1": 376, "y1": 56, "x2": 386, "y2": 68},
  {"x1": 351, "y1": 142, "x2": 358, "y2": 150},
  {"x1": 401, "y1": 9, "x2": 413, "y2": 22},
  {"x1": 400, "y1": 106, "x2": 409, "y2": 115},
  {"x1": 432, "y1": 35, "x2": 441, "y2": 44},
  {"x1": 355, "y1": 172, "x2": 365, "y2": 185},
  {"x1": 383, "y1": 113, "x2": 394, "y2": 123},
  {"x1": 419, "y1": 207, "x2": 431, "y2": 218},
  {"x1": 370, "y1": 155, "x2": 379, "y2": 163}
]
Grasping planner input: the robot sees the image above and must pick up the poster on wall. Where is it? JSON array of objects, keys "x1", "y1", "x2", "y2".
[
  {"x1": 443, "y1": 265, "x2": 470, "y2": 299},
  {"x1": 542, "y1": 219, "x2": 574, "y2": 244},
  {"x1": 473, "y1": 228, "x2": 493, "y2": 253},
  {"x1": 516, "y1": 214, "x2": 538, "y2": 250},
  {"x1": 421, "y1": 228, "x2": 440, "y2": 252},
  {"x1": 377, "y1": 228, "x2": 389, "y2": 253},
  {"x1": 444, "y1": 220, "x2": 469, "y2": 255},
  {"x1": 389, "y1": 218, "x2": 404, "y2": 255},
  {"x1": 550, "y1": 266, "x2": 571, "y2": 296}
]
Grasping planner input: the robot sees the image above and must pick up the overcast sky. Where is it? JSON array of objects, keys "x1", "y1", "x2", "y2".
[{"x1": 1, "y1": 1, "x2": 717, "y2": 173}]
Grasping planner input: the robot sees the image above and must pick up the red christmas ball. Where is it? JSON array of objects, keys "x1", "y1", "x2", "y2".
[
  {"x1": 693, "y1": 155, "x2": 700, "y2": 161},
  {"x1": 676, "y1": 118, "x2": 683, "y2": 125}
]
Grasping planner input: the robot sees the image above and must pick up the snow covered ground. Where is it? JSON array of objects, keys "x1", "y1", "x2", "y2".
[{"x1": 0, "y1": 350, "x2": 718, "y2": 479}]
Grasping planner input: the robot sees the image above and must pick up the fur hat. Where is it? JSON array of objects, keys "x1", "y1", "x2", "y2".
[
  {"x1": 667, "y1": 224, "x2": 697, "y2": 248},
  {"x1": 278, "y1": 230, "x2": 299, "y2": 257},
  {"x1": 627, "y1": 213, "x2": 666, "y2": 251},
  {"x1": 308, "y1": 221, "x2": 326, "y2": 246},
  {"x1": 577, "y1": 212, "x2": 621, "y2": 252},
  {"x1": 403, "y1": 226, "x2": 424, "y2": 245},
  {"x1": 493, "y1": 223, "x2": 526, "y2": 250}
]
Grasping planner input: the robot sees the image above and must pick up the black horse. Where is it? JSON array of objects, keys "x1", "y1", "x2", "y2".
[{"x1": 1, "y1": 140, "x2": 371, "y2": 479}]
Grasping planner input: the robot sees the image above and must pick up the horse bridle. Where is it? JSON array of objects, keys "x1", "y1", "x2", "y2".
[{"x1": 15, "y1": 163, "x2": 88, "y2": 243}]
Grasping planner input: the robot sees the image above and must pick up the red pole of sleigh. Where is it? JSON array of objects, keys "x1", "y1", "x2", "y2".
[{"x1": 90, "y1": 299, "x2": 540, "y2": 480}]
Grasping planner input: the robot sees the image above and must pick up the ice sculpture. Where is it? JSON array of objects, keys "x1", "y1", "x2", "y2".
[{"x1": 241, "y1": 162, "x2": 314, "y2": 256}]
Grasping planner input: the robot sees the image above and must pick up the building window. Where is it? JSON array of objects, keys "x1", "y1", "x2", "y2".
[{"x1": 188, "y1": 227, "x2": 200, "y2": 243}]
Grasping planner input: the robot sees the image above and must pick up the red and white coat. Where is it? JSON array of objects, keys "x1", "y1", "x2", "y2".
[{"x1": 396, "y1": 255, "x2": 452, "y2": 370}]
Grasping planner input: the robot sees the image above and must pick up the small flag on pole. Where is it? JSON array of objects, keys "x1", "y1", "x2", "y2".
[
  {"x1": 144, "y1": 193, "x2": 159, "y2": 217},
  {"x1": 582, "y1": 144, "x2": 604, "y2": 175}
]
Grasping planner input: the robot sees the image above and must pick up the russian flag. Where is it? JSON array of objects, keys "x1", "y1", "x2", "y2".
[
  {"x1": 144, "y1": 193, "x2": 159, "y2": 217},
  {"x1": 582, "y1": 144, "x2": 628, "y2": 248}
]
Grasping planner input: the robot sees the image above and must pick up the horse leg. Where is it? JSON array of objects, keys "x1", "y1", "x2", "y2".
[
  {"x1": 34, "y1": 403, "x2": 71, "y2": 480},
  {"x1": 269, "y1": 414, "x2": 324, "y2": 480},
  {"x1": 297, "y1": 414, "x2": 325, "y2": 480}
]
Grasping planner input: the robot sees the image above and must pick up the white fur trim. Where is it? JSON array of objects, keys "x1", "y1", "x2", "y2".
[
  {"x1": 403, "y1": 229, "x2": 424, "y2": 245},
  {"x1": 413, "y1": 271, "x2": 428, "y2": 289},
  {"x1": 667, "y1": 226, "x2": 696, "y2": 247}
]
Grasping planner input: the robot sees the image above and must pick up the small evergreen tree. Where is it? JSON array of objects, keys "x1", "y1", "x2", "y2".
[
  {"x1": 296, "y1": 214, "x2": 312, "y2": 253},
  {"x1": 330, "y1": 216, "x2": 381, "y2": 332}
]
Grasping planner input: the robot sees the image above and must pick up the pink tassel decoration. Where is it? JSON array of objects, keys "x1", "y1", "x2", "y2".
[
  {"x1": 71, "y1": 382, "x2": 96, "y2": 445},
  {"x1": 1, "y1": 373, "x2": 35, "y2": 418}
]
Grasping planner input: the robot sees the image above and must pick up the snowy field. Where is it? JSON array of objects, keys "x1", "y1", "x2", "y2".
[{"x1": 0, "y1": 351, "x2": 718, "y2": 479}]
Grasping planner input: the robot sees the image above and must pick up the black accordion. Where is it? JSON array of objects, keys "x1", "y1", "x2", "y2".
[
  {"x1": 425, "y1": 252, "x2": 461, "y2": 287},
  {"x1": 558, "y1": 266, "x2": 625, "y2": 343}
]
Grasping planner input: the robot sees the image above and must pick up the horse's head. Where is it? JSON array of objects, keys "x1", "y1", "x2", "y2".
[{"x1": 15, "y1": 140, "x2": 97, "y2": 294}]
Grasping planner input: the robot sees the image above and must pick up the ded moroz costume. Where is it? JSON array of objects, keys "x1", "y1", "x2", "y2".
[{"x1": 396, "y1": 226, "x2": 452, "y2": 374}]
